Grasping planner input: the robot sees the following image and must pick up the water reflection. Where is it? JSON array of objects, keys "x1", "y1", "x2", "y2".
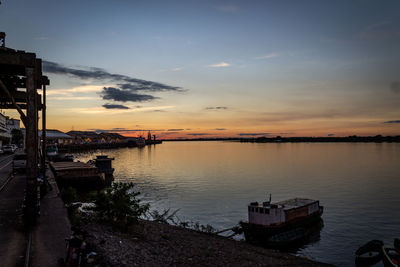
[
  {"x1": 74, "y1": 142, "x2": 400, "y2": 266},
  {"x1": 283, "y1": 220, "x2": 324, "y2": 253}
]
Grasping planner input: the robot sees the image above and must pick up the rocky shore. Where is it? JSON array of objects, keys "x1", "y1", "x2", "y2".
[{"x1": 81, "y1": 220, "x2": 333, "y2": 266}]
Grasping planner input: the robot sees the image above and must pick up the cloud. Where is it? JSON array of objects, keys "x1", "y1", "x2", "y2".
[
  {"x1": 117, "y1": 82, "x2": 182, "y2": 92},
  {"x1": 168, "y1": 129, "x2": 184, "y2": 131},
  {"x1": 101, "y1": 87, "x2": 157, "y2": 102},
  {"x1": 216, "y1": 5, "x2": 239, "y2": 13},
  {"x1": 205, "y1": 106, "x2": 228, "y2": 110},
  {"x1": 48, "y1": 96, "x2": 98, "y2": 101},
  {"x1": 256, "y1": 53, "x2": 279, "y2": 60},
  {"x1": 209, "y1": 62, "x2": 230, "y2": 68},
  {"x1": 238, "y1": 133, "x2": 271, "y2": 136},
  {"x1": 47, "y1": 85, "x2": 107, "y2": 96},
  {"x1": 68, "y1": 105, "x2": 174, "y2": 114},
  {"x1": 187, "y1": 133, "x2": 211, "y2": 136},
  {"x1": 391, "y1": 82, "x2": 400, "y2": 93},
  {"x1": 172, "y1": 67, "x2": 183, "y2": 72},
  {"x1": 43, "y1": 61, "x2": 183, "y2": 103},
  {"x1": 384, "y1": 120, "x2": 400, "y2": 124},
  {"x1": 102, "y1": 104, "x2": 130, "y2": 109},
  {"x1": 215, "y1": 128, "x2": 226, "y2": 130}
]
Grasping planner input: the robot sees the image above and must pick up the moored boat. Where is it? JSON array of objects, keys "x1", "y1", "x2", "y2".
[
  {"x1": 136, "y1": 137, "x2": 146, "y2": 147},
  {"x1": 382, "y1": 246, "x2": 400, "y2": 267},
  {"x1": 240, "y1": 197, "x2": 323, "y2": 246},
  {"x1": 355, "y1": 240, "x2": 384, "y2": 267}
]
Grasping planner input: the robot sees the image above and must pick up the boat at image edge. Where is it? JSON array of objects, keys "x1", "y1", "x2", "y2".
[{"x1": 240, "y1": 197, "x2": 323, "y2": 246}]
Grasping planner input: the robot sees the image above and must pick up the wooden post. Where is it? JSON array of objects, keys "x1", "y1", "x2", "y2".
[
  {"x1": 25, "y1": 67, "x2": 38, "y2": 226},
  {"x1": 41, "y1": 84, "x2": 46, "y2": 176}
]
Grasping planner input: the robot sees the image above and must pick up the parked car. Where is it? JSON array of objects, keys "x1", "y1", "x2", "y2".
[
  {"x1": 13, "y1": 153, "x2": 27, "y2": 173},
  {"x1": 2, "y1": 145, "x2": 15, "y2": 154}
]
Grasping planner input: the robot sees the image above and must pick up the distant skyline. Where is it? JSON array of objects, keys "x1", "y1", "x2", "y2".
[{"x1": 1, "y1": 0, "x2": 399, "y2": 138}]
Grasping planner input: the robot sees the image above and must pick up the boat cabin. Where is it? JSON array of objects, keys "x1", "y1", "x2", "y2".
[{"x1": 248, "y1": 198, "x2": 320, "y2": 226}]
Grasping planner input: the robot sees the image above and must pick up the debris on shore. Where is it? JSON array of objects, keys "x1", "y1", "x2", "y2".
[{"x1": 81, "y1": 220, "x2": 332, "y2": 266}]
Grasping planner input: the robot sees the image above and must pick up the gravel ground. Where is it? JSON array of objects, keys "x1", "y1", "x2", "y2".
[{"x1": 82, "y1": 220, "x2": 333, "y2": 267}]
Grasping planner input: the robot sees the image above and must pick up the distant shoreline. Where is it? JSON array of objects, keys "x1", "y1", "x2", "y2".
[
  {"x1": 163, "y1": 135, "x2": 400, "y2": 143},
  {"x1": 57, "y1": 135, "x2": 400, "y2": 153}
]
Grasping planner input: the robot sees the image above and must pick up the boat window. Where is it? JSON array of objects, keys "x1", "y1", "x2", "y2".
[
  {"x1": 265, "y1": 209, "x2": 270, "y2": 214},
  {"x1": 248, "y1": 207, "x2": 251, "y2": 212}
]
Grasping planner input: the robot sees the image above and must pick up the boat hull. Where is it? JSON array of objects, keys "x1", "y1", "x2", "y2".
[
  {"x1": 241, "y1": 207, "x2": 323, "y2": 246},
  {"x1": 382, "y1": 246, "x2": 400, "y2": 267},
  {"x1": 355, "y1": 240, "x2": 384, "y2": 267}
]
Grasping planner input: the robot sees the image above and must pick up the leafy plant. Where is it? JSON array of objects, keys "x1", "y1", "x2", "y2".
[
  {"x1": 91, "y1": 182, "x2": 149, "y2": 227},
  {"x1": 61, "y1": 187, "x2": 78, "y2": 204}
]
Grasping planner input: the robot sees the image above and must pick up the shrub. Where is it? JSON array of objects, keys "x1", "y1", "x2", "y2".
[
  {"x1": 60, "y1": 187, "x2": 78, "y2": 204},
  {"x1": 91, "y1": 182, "x2": 149, "y2": 228}
]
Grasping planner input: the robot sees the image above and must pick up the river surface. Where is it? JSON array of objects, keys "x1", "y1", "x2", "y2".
[{"x1": 74, "y1": 141, "x2": 400, "y2": 266}]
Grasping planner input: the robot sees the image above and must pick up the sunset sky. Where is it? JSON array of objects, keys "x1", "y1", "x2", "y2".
[{"x1": 1, "y1": 0, "x2": 400, "y2": 138}]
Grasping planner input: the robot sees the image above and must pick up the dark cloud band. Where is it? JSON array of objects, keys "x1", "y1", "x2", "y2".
[
  {"x1": 101, "y1": 87, "x2": 157, "y2": 102},
  {"x1": 43, "y1": 61, "x2": 183, "y2": 103},
  {"x1": 102, "y1": 104, "x2": 130, "y2": 109},
  {"x1": 205, "y1": 106, "x2": 228, "y2": 110}
]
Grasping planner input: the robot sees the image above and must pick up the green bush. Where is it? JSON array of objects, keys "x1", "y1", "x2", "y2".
[
  {"x1": 60, "y1": 187, "x2": 78, "y2": 204},
  {"x1": 91, "y1": 182, "x2": 149, "y2": 228}
]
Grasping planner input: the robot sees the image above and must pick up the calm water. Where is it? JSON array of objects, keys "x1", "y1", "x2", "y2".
[{"x1": 75, "y1": 141, "x2": 400, "y2": 266}]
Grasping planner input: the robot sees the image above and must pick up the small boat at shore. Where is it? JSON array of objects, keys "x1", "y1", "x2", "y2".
[
  {"x1": 240, "y1": 196, "x2": 323, "y2": 246},
  {"x1": 382, "y1": 246, "x2": 400, "y2": 267},
  {"x1": 355, "y1": 240, "x2": 384, "y2": 266},
  {"x1": 354, "y1": 239, "x2": 400, "y2": 267}
]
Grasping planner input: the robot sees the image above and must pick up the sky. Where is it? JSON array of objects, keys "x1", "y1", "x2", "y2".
[{"x1": 1, "y1": 0, "x2": 400, "y2": 139}]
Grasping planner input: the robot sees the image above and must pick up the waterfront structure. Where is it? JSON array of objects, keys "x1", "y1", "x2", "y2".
[
  {"x1": 0, "y1": 113, "x2": 11, "y2": 146},
  {"x1": 0, "y1": 32, "x2": 49, "y2": 225},
  {"x1": 67, "y1": 131, "x2": 127, "y2": 144},
  {"x1": 38, "y1": 129, "x2": 73, "y2": 145},
  {"x1": 6, "y1": 116, "x2": 20, "y2": 133}
]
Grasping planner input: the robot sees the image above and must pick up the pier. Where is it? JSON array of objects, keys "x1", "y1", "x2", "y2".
[{"x1": 50, "y1": 161, "x2": 105, "y2": 189}]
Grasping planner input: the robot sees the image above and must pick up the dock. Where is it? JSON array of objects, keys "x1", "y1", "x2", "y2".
[{"x1": 50, "y1": 161, "x2": 105, "y2": 189}]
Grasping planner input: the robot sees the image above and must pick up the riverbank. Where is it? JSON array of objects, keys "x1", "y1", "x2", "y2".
[
  {"x1": 58, "y1": 140, "x2": 162, "y2": 153},
  {"x1": 81, "y1": 220, "x2": 333, "y2": 266}
]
